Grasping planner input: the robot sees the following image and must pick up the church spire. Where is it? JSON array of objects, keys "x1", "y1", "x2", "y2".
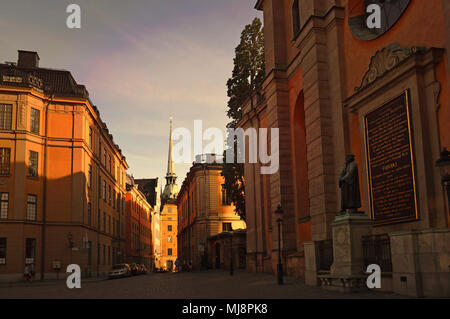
[
  {"x1": 162, "y1": 117, "x2": 179, "y2": 204},
  {"x1": 167, "y1": 117, "x2": 175, "y2": 176}
]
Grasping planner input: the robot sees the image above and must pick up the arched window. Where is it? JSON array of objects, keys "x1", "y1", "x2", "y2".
[{"x1": 292, "y1": 0, "x2": 301, "y2": 36}]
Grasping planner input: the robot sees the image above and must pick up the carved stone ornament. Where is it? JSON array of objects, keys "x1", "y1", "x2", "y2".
[{"x1": 355, "y1": 43, "x2": 426, "y2": 92}]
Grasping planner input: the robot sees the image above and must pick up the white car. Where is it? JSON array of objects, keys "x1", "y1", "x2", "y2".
[{"x1": 108, "y1": 264, "x2": 131, "y2": 279}]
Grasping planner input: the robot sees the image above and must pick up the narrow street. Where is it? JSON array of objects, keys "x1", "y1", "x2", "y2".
[{"x1": 0, "y1": 270, "x2": 405, "y2": 299}]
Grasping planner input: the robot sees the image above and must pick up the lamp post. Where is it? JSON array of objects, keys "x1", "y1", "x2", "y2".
[
  {"x1": 230, "y1": 228, "x2": 234, "y2": 276},
  {"x1": 436, "y1": 148, "x2": 450, "y2": 224},
  {"x1": 67, "y1": 232, "x2": 74, "y2": 248},
  {"x1": 275, "y1": 205, "x2": 283, "y2": 285}
]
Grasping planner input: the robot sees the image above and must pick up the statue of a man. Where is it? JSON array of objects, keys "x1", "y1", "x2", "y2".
[{"x1": 339, "y1": 154, "x2": 362, "y2": 214}]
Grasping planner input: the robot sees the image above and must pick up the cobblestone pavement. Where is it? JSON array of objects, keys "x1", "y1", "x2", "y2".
[{"x1": 0, "y1": 270, "x2": 407, "y2": 299}]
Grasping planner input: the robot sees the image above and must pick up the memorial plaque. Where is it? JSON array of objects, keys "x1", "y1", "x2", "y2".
[{"x1": 364, "y1": 91, "x2": 418, "y2": 224}]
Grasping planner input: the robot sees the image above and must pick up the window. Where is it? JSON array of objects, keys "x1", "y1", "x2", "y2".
[
  {"x1": 28, "y1": 151, "x2": 38, "y2": 177},
  {"x1": 103, "y1": 180, "x2": 106, "y2": 201},
  {"x1": 0, "y1": 193, "x2": 8, "y2": 220},
  {"x1": 221, "y1": 184, "x2": 231, "y2": 206},
  {"x1": 109, "y1": 155, "x2": 111, "y2": 173},
  {"x1": 168, "y1": 248, "x2": 172, "y2": 256},
  {"x1": 25, "y1": 238, "x2": 36, "y2": 261},
  {"x1": 103, "y1": 148, "x2": 107, "y2": 166},
  {"x1": 99, "y1": 140, "x2": 102, "y2": 158},
  {"x1": 97, "y1": 244, "x2": 100, "y2": 265},
  {"x1": 108, "y1": 185, "x2": 111, "y2": 204},
  {"x1": 27, "y1": 195, "x2": 37, "y2": 221},
  {"x1": 168, "y1": 235, "x2": 172, "y2": 243},
  {"x1": 103, "y1": 245, "x2": 106, "y2": 265},
  {"x1": 88, "y1": 241, "x2": 92, "y2": 265},
  {"x1": 87, "y1": 203, "x2": 92, "y2": 226},
  {"x1": 0, "y1": 148, "x2": 10, "y2": 175},
  {"x1": 89, "y1": 127, "x2": 93, "y2": 148},
  {"x1": 223, "y1": 222, "x2": 232, "y2": 232},
  {"x1": 112, "y1": 190, "x2": 116, "y2": 209},
  {"x1": 0, "y1": 104, "x2": 12, "y2": 130},
  {"x1": 292, "y1": 0, "x2": 300, "y2": 36},
  {"x1": 108, "y1": 216, "x2": 111, "y2": 234},
  {"x1": 108, "y1": 246, "x2": 111, "y2": 265},
  {"x1": 98, "y1": 176, "x2": 102, "y2": 198},
  {"x1": 30, "y1": 108, "x2": 40, "y2": 134},
  {"x1": 168, "y1": 225, "x2": 172, "y2": 232},
  {"x1": 103, "y1": 212, "x2": 106, "y2": 232},
  {"x1": 0, "y1": 238, "x2": 6, "y2": 264},
  {"x1": 88, "y1": 165, "x2": 92, "y2": 188}
]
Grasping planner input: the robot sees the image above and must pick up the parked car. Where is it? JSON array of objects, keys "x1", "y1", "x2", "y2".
[
  {"x1": 130, "y1": 263, "x2": 139, "y2": 276},
  {"x1": 138, "y1": 264, "x2": 147, "y2": 275},
  {"x1": 108, "y1": 264, "x2": 131, "y2": 279}
]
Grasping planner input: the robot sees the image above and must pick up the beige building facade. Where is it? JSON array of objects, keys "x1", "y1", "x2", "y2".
[
  {"x1": 177, "y1": 155, "x2": 246, "y2": 270},
  {"x1": 0, "y1": 51, "x2": 129, "y2": 281}
]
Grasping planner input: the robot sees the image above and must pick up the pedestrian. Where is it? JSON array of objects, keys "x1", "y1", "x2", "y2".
[
  {"x1": 29, "y1": 263, "x2": 35, "y2": 283},
  {"x1": 24, "y1": 264, "x2": 30, "y2": 282},
  {"x1": 188, "y1": 260, "x2": 192, "y2": 272}
]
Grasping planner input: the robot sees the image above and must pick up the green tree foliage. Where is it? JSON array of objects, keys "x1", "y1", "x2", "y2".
[
  {"x1": 226, "y1": 17, "x2": 265, "y2": 128},
  {"x1": 222, "y1": 17, "x2": 265, "y2": 221}
]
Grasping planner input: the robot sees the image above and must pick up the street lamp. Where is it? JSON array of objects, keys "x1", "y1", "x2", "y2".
[
  {"x1": 67, "y1": 232, "x2": 74, "y2": 248},
  {"x1": 436, "y1": 148, "x2": 450, "y2": 223},
  {"x1": 275, "y1": 205, "x2": 283, "y2": 285},
  {"x1": 229, "y1": 227, "x2": 234, "y2": 276}
]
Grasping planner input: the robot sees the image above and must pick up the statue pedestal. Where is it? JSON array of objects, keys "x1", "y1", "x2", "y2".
[{"x1": 318, "y1": 212, "x2": 373, "y2": 292}]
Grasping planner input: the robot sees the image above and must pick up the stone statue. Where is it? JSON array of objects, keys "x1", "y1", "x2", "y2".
[{"x1": 338, "y1": 154, "x2": 362, "y2": 214}]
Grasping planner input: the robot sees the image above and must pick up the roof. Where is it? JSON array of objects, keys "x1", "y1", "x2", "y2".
[
  {"x1": 0, "y1": 63, "x2": 89, "y2": 99},
  {"x1": 134, "y1": 178, "x2": 159, "y2": 207}
]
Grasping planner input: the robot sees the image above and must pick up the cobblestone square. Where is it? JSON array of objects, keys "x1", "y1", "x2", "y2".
[{"x1": 0, "y1": 270, "x2": 406, "y2": 299}]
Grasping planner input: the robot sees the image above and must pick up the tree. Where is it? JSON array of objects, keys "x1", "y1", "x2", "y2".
[
  {"x1": 226, "y1": 17, "x2": 265, "y2": 128},
  {"x1": 222, "y1": 17, "x2": 265, "y2": 221}
]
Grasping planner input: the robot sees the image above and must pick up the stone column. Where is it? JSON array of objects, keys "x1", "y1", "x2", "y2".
[
  {"x1": 304, "y1": 241, "x2": 318, "y2": 286},
  {"x1": 330, "y1": 213, "x2": 372, "y2": 277}
]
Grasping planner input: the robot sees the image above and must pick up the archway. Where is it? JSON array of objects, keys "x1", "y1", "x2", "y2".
[
  {"x1": 215, "y1": 243, "x2": 221, "y2": 268},
  {"x1": 292, "y1": 91, "x2": 311, "y2": 248}
]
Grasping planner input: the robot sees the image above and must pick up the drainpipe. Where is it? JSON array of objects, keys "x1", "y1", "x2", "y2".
[{"x1": 41, "y1": 92, "x2": 54, "y2": 281}]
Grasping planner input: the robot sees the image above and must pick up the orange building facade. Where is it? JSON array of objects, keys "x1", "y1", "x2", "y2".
[
  {"x1": 240, "y1": 1, "x2": 449, "y2": 297},
  {"x1": 0, "y1": 51, "x2": 129, "y2": 281},
  {"x1": 176, "y1": 156, "x2": 246, "y2": 271},
  {"x1": 125, "y1": 175, "x2": 153, "y2": 268},
  {"x1": 159, "y1": 202, "x2": 177, "y2": 271}
]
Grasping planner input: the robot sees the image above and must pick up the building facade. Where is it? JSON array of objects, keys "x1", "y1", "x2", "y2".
[
  {"x1": 0, "y1": 51, "x2": 129, "y2": 281},
  {"x1": 176, "y1": 155, "x2": 246, "y2": 270},
  {"x1": 239, "y1": 0, "x2": 450, "y2": 297},
  {"x1": 125, "y1": 175, "x2": 153, "y2": 268},
  {"x1": 159, "y1": 202, "x2": 177, "y2": 271},
  {"x1": 134, "y1": 178, "x2": 161, "y2": 269},
  {"x1": 159, "y1": 117, "x2": 179, "y2": 271}
]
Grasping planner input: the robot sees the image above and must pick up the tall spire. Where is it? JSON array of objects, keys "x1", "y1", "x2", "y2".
[
  {"x1": 162, "y1": 117, "x2": 179, "y2": 204},
  {"x1": 167, "y1": 116, "x2": 175, "y2": 176}
]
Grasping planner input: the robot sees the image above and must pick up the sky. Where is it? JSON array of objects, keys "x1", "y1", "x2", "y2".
[{"x1": 0, "y1": 0, "x2": 262, "y2": 187}]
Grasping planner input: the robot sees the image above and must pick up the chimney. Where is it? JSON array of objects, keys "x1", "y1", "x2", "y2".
[{"x1": 17, "y1": 50, "x2": 40, "y2": 68}]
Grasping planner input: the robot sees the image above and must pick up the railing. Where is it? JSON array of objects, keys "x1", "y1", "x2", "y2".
[
  {"x1": 317, "y1": 239, "x2": 333, "y2": 272},
  {"x1": 362, "y1": 234, "x2": 393, "y2": 273}
]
